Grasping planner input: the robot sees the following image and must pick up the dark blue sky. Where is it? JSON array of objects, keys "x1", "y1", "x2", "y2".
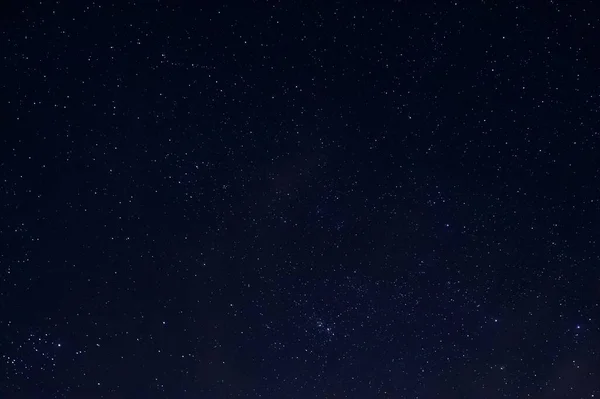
[{"x1": 1, "y1": 1, "x2": 599, "y2": 398}]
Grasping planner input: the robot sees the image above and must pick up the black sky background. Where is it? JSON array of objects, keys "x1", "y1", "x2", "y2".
[{"x1": 1, "y1": 1, "x2": 600, "y2": 398}]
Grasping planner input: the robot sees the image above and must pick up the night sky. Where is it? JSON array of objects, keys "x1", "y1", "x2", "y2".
[{"x1": 1, "y1": 1, "x2": 600, "y2": 398}]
